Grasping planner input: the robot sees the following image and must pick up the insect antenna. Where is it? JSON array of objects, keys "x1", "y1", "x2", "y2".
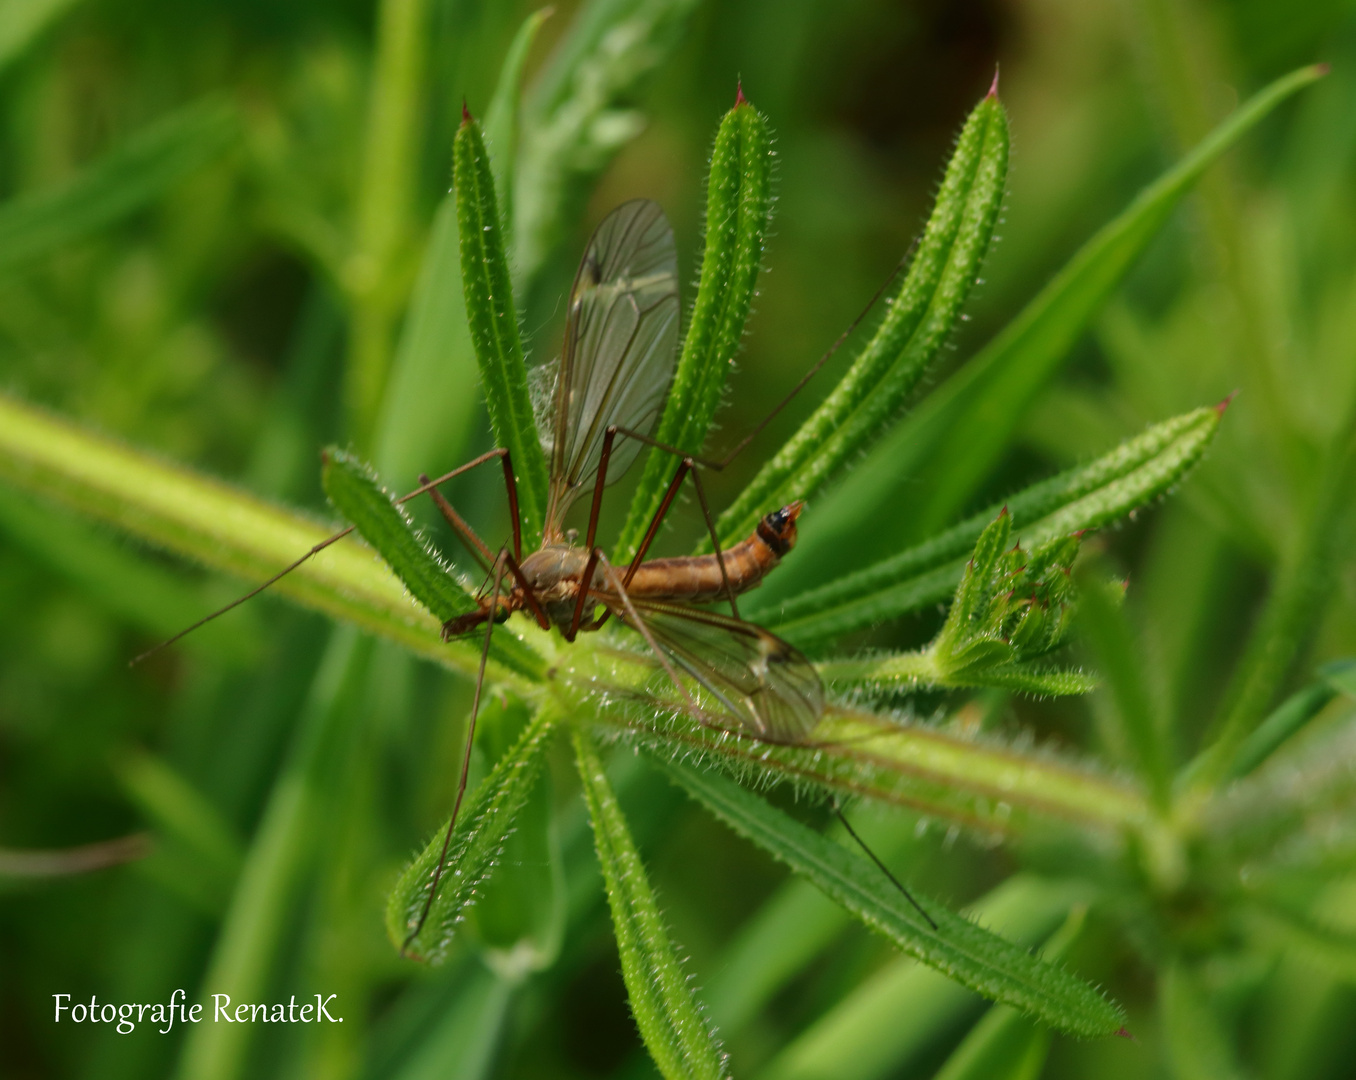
[
  {"x1": 128, "y1": 526, "x2": 355, "y2": 667},
  {"x1": 832, "y1": 800, "x2": 937, "y2": 930},
  {"x1": 130, "y1": 450, "x2": 516, "y2": 666}
]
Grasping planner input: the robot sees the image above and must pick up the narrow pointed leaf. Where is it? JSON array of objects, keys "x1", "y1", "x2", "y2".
[
  {"x1": 761, "y1": 404, "x2": 1222, "y2": 645},
  {"x1": 772, "y1": 66, "x2": 1323, "y2": 595},
  {"x1": 930, "y1": 909, "x2": 1086, "y2": 1080},
  {"x1": 659, "y1": 759, "x2": 1123, "y2": 1036},
  {"x1": 454, "y1": 113, "x2": 549, "y2": 545},
  {"x1": 387, "y1": 705, "x2": 557, "y2": 963},
  {"x1": 714, "y1": 88, "x2": 1008, "y2": 547},
  {"x1": 618, "y1": 90, "x2": 775, "y2": 558},
  {"x1": 1224, "y1": 659, "x2": 1355, "y2": 779},
  {"x1": 322, "y1": 448, "x2": 474, "y2": 624},
  {"x1": 574, "y1": 731, "x2": 730, "y2": 1080}
]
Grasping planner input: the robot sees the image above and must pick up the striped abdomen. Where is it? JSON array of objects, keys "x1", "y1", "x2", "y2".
[{"x1": 623, "y1": 502, "x2": 803, "y2": 603}]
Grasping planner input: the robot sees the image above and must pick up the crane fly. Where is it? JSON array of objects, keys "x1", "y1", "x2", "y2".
[{"x1": 137, "y1": 197, "x2": 934, "y2": 954}]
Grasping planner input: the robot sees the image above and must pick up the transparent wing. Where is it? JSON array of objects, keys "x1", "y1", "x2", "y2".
[
  {"x1": 547, "y1": 199, "x2": 679, "y2": 534},
  {"x1": 608, "y1": 598, "x2": 824, "y2": 743}
]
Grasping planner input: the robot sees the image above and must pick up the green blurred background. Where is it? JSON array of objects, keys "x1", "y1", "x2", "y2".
[{"x1": 3, "y1": 0, "x2": 1356, "y2": 1077}]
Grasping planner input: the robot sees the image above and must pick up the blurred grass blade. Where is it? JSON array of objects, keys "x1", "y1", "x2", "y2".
[
  {"x1": 374, "y1": 196, "x2": 480, "y2": 485},
  {"x1": 930, "y1": 908, "x2": 1087, "y2": 1080},
  {"x1": 0, "y1": 0, "x2": 80, "y2": 71},
  {"x1": 1160, "y1": 961, "x2": 1247, "y2": 1080},
  {"x1": 0, "y1": 392, "x2": 541, "y2": 679},
  {"x1": 715, "y1": 88, "x2": 1008, "y2": 548},
  {"x1": 322, "y1": 448, "x2": 472, "y2": 624},
  {"x1": 116, "y1": 752, "x2": 244, "y2": 884},
  {"x1": 763, "y1": 404, "x2": 1221, "y2": 644},
  {"x1": 1224, "y1": 659, "x2": 1356, "y2": 779},
  {"x1": 514, "y1": 0, "x2": 702, "y2": 294},
  {"x1": 454, "y1": 112, "x2": 549, "y2": 545},
  {"x1": 777, "y1": 65, "x2": 1324, "y2": 593},
  {"x1": 618, "y1": 90, "x2": 775, "y2": 558},
  {"x1": 660, "y1": 759, "x2": 1125, "y2": 1037},
  {"x1": 388, "y1": 706, "x2": 557, "y2": 963},
  {"x1": 388, "y1": 964, "x2": 516, "y2": 1080},
  {"x1": 484, "y1": 7, "x2": 554, "y2": 228},
  {"x1": 574, "y1": 731, "x2": 730, "y2": 1080},
  {"x1": 177, "y1": 628, "x2": 370, "y2": 1080},
  {"x1": 0, "y1": 486, "x2": 258, "y2": 662},
  {"x1": 753, "y1": 876, "x2": 1080, "y2": 1080},
  {"x1": 0, "y1": 97, "x2": 238, "y2": 271},
  {"x1": 1079, "y1": 568, "x2": 1173, "y2": 808}
]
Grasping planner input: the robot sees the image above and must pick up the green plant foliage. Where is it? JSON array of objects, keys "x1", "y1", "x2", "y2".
[
  {"x1": 574, "y1": 731, "x2": 730, "y2": 1080},
  {"x1": 618, "y1": 90, "x2": 774, "y2": 558},
  {"x1": 660, "y1": 760, "x2": 1124, "y2": 1037},
  {"x1": 0, "y1": 98, "x2": 239, "y2": 272},
  {"x1": 322, "y1": 448, "x2": 474, "y2": 624},
  {"x1": 4, "y1": 4, "x2": 1356, "y2": 1079},
  {"x1": 715, "y1": 89, "x2": 1010, "y2": 547},
  {"x1": 763, "y1": 403, "x2": 1222, "y2": 644},
  {"x1": 453, "y1": 113, "x2": 551, "y2": 545},
  {"x1": 388, "y1": 705, "x2": 557, "y2": 963}
]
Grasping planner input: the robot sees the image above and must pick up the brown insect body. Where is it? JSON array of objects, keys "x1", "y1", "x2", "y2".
[{"x1": 446, "y1": 502, "x2": 804, "y2": 637}]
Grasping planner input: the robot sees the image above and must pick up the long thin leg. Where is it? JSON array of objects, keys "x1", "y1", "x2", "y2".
[
  {"x1": 406, "y1": 447, "x2": 521, "y2": 562},
  {"x1": 420, "y1": 473, "x2": 493, "y2": 573},
  {"x1": 832, "y1": 801, "x2": 937, "y2": 931},
  {"x1": 403, "y1": 551, "x2": 508, "y2": 956}
]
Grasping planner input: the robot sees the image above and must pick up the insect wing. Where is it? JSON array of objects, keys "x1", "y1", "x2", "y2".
[
  {"x1": 548, "y1": 199, "x2": 679, "y2": 530},
  {"x1": 616, "y1": 599, "x2": 823, "y2": 742}
]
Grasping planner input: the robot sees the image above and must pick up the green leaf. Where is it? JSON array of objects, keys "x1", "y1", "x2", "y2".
[
  {"x1": 659, "y1": 759, "x2": 1125, "y2": 1037},
  {"x1": 1079, "y1": 568, "x2": 1172, "y2": 808},
  {"x1": 0, "y1": 97, "x2": 238, "y2": 272},
  {"x1": 513, "y1": 0, "x2": 702, "y2": 294},
  {"x1": 618, "y1": 90, "x2": 775, "y2": 558},
  {"x1": 0, "y1": 486, "x2": 258, "y2": 663},
  {"x1": 321, "y1": 448, "x2": 473, "y2": 625},
  {"x1": 373, "y1": 196, "x2": 480, "y2": 484},
  {"x1": 387, "y1": 705, "x2": 557, "y2": 964},
  {"x1": 714, "y1": 87, "x2": 1009, "y2": 548},
  {"x1": 761, "y1": 404, "x2": 1222, "y2": 645},
  {"x1": 1159, "y1": 961, "x2": 1246, "y2": 1080},
  {"x1": 483, "y1": 7, "x2": 553, "y2": 230},
  {"x1": 771, "y1": 66, "x2": 1324, "y2": 597},
  {"x1": 753, "y1": 876, "x2": 1081, "y2": 1080},
  {"x1": 0, "y1": 0, "x2": 82, "y2": 72},
  {"x1": 929, "y1": 908, "x2": 1088, "y2": 1080},
  {"x1": 454, "y1": 112, "x2": 550, "y2": 546},
  {"x1": 1223, "y1": 660, "x2": 1354, "y2": 780},
  {"x1": 574, "y1": 731, "x2": 730, "y2": 1080}
]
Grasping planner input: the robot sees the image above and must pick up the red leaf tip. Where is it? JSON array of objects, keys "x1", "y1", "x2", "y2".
[
  {"x1": 734, "y1": 78, "x2": 748, "y2": 108},
  {"x1": 461, "y1": 98, "x2": 473, "y2": 124},
  {"x1": 987, "y1": 65, "x2": 1000, "y2": 99},
  {"x1": 1314, "y1": 62, "x2": 1331, "y2": 77},
  {"x1": 1116, "y1": 1026, "x2": 1136, "y2": 1040},
  {"x1": 1216, "y1": 389, "x2": 1240, "y2": 415}
]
